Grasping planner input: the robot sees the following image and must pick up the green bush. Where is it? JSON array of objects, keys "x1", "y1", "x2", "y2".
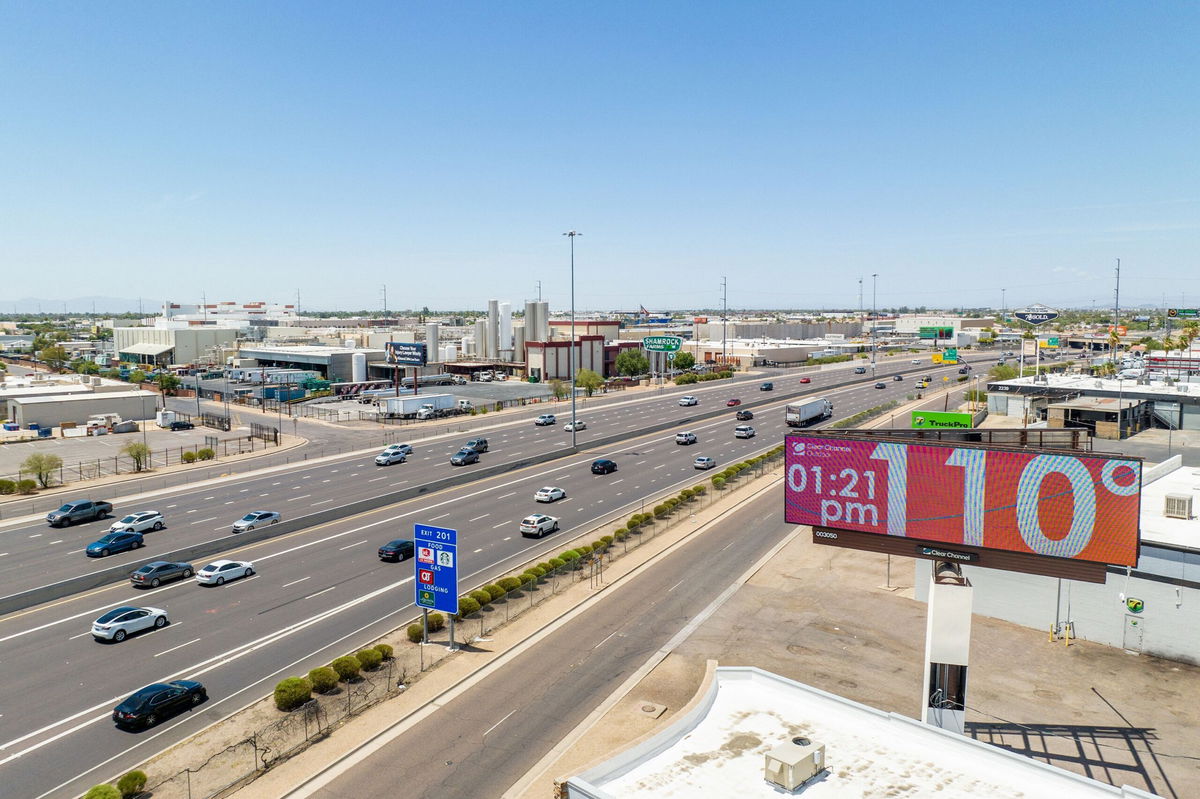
[
  {"x1": 680, "y1": 488, "x2": 694, "y2": 501},
  {"x1": 330, "y1": 655, "x2": 361, "y2": 681},
  {"x1": 497, "y1": 576, "x2": 522, "y2": 593},
  {"x1": 274, "y1": 676, "x2": 312, "y2": 710},
  {"x1": 559, "y1": 549, "x2": 580, "y2": 562},
  {"x1": 692, "y1": 484, "x2": 706, "y2": 495},
  {"x1": 469, "y1": 589, "x2": 492, "y2": 607},
  {"x1": 712, "y1": 476, "x2": 726, "y2": 489},
  {"x1": 117, "y1": 770, "x2": 147, "y2": 798},
  {"x1": 536, "y1": 561, "x2": 553, "y2": 573},
  {"x1": 16, "y1": 479, "x2": 36, "y2": 494},
  {"x1": 407, "y1": 623, "x2": 426, "y2": 643},
  {"x1": 309, "y1": 666, "x2": 339, "y2": 693},
  {"x1": 674, "y1": 373, "x2": 699, "y2": 385},
  {"x1": 374, "y1": 643, "x2": 394, "y2": 660},
  {"x1": 454, "y1": 596, "x2": 481, "y2": 620},
  {"x1": 428, "y1": 612, "x2": 445, "y2": 631},
  {"x1": 600, "y1": 535, "x2": 614, "y2": 546},
  {"x1": 614, "y1": 528, "x2": 629, "y2": 541},
  {"x1": 627, "y1": 514, "x2": 642, "y2": 529},
  {"x1": 575, "y1": 544, "x2": 592, "y2": 557},
  {"x1": 197, "y1": 447, "x2": 215, "y2": 460},
  {"x1": 356, "y1": 648, "x2": 383, "y2": 670},
  {"x1": 591, "y1": 539, "x2": 607, "y2": 553},
  {"x1": 520, "y1": 570, "x2": 540, "y2": 586},
  {"x1": 484, "y1": 583, "x2": 506, "y2": 601},
  {"x1": 181, "y1": 451, "x2": 197, "y2": 464},
  {"x1": 0, "y1": 479, "x2": 15, "y2": 494},
  {"x1": 83, "y1": 787, "x2": 121, "y2": 799}
]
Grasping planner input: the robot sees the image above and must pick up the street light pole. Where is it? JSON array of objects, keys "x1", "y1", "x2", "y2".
[
  {"x1": 564, "y1": 230, "x2": 581, "y2": 449},
  {"x1": 871, "y1": 273, "x2": 878, "y2": 374}
]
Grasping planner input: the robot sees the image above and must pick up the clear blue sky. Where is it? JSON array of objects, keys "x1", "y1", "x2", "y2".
[{"x1": 2, "y1": 2, "x2": 1196, "y2": 314}]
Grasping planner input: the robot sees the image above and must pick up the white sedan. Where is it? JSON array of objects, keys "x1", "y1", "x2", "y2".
[
  {"x1": 534, "y1": 486, "x2": 566, "y2": 503},
  {"x1": 196, "y1": 559, "x2": 256, "y2": 586},
  {"x1": 678, "y1": 395, "x2": 699, "y2": 406},
  {"x1": 108, "y1": 511, "x2": 164, "y2": 533},
  {"x1": 91, "y1": 606, "x2": 168, "y2": 642},
  {"x1": 520, "y1": 514, "x2": 560, "y2": 537},
  {"x1": 564, "y1": 420, "x2": 587, "y2": 432}
]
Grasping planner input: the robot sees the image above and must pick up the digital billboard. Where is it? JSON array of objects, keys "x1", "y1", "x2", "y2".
[
  {"x1": 386, "y1": 342, "x2": 428, "y2": 366},
  {"x1": 919, "y1": 326, "x2": 954, "y2": 340},
  {"x1": 784, "y1": 435, "x2": 1141, "y2": 566}
]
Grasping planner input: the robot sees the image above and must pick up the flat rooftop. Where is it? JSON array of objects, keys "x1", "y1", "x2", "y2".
[
  {"x1": 1141, "y1": 464, "x2": 1200, "y2": 551},
  {"x1": 571, "y1": 667, "x2": 1155, "y2": 798},
  {"x1": 238, "y1": 345, "x2": 387, "y2": 358},
  {"x1": 993, "y1": 374, "x2": 1200, "y2": 398},
  {"x1": 10, "y1": 390, "x2": 157, "y2": 405}
]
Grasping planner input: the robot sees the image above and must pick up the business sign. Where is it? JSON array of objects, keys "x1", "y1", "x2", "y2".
[
  {"x1": 1108, "y1": 325, "x2": 1128, "y2": 337},
  {"x1": 1167, "y1": 308, "x2": 1199, "y2": 319},
  {"x1": 1040, "y1": 337, "x2": 1060, "y2": 348},
  {"x1": 642, "y1": 335, "x2": 683, "y2": 353},
  {"x1": 1022, "y1": 339, "x2": 1038, "y2": 356},
  {"x1": 943, "y1": 347, "x2": 958, "y2": 363},
  {"x1": 332, "y1": 380, "x2": 392, "y2": 396},
  {"x1": 386, "y1": 342, "x2": 428, "y2": 366},
  {"x1": 1014, "y1": 304, "x2": 1059, "y2": 325},
  {"x1": 911, "y1": 411, "x2": 973, "y2": 429},
  {"x1": 414, "y1": 524, "x2": 458, "y2": 614},
  {"x1": 919, "y1": 326, "x2": 954, "y2": 340},
  {"x1": 784, "y1": 435, "x2": 1142, "y2": 566}
]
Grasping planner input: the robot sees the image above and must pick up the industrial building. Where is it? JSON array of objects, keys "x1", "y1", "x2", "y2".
[
  {"x1": 114, "y1": 325, "x2": 241, "y2": 367},
  {"x1": 986, "y1": 373, "x2": 1200, "y2": 434},
  {"x1": 234, "y1": 345, "x2": 386, "y2": 383},
  {"x1": 6, "y1": 390, "x2": 159, "y2": 428}
]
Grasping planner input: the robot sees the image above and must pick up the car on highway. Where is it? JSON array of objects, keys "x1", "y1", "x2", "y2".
[
  {"x1": 232, "y1": 510, "x2": 282, "y2": 532},
  {"x1": 958, "y1": 366, "x2": 970, "y2": 374},
  {"x1": 893, "y1": 374, "x2": 903, "y2": 381},
  {"x1": 760, "y1": 382, "x2": 773, "y2": 391},
  {"x1": 694, "y1": 456, "x2": 717, "y2": 470},
  {"x1": 520, "y1": 514, "x2": 560, "y2": 537},
  {"x1": 375, "y1": 450, "x2": 407, "y2": 466},
  {"x1": 535, "y1": 414, "x2": 557, "y2": 426},
  {"x1": 464, "y1": 437, "x2": 489, "y2": 452},
  {"x1": 451, "y1": 448, "x2": 480, "y2": 465},
  {"x1": 382, "y1": 443, "x2": 413, "y2": 457},
  {"x1": 591, "y1": 458, "x2": 618, "y2": 475},
  {"x1": 108, "y1": 511, "x2": 165, "y2": 533},
  {"x1": 92, "y1": 606, "x2": 168, "y2": 642},
  {"x1": 196, "y1": 559, "x2": 255, "y2": 585},
  {"x1": 854, "y1": 366, "x2": 867, "y2": 374},
  {"x1": 378, "y1": 539, "x2": 415, "y2": 562},
  {"x1": 734, "y1": 425, "x2": 756, "y2": 439},
  {"x1": 726, "y1": 398, "x2": 742, "y2": 407},
  {"x1": 112, "y1": 680, "x2": 206, "y2": 729},
  {"x1": 911, "y1": 359, "x2": 922, "y2": 364},
  {"x1": 168, "y1": 420, "x2": 195, "y2": 431},
  {"x1": 799, "y1": 377, "x2": 811, "y2": 384},
  {"x1": 85, "y1": 531, "x2": 144, "y2": 557},
  {"x1": 678, "y1": 395, "x2": 699, "y2": 406},
  {"x1": 675, "y1": 431, "x2": 697, "y2": 445},
  {"x1": 874, "y1": 382, "x2": 886, "y2": 389},
  {"x1": 46, "y1": 499, "x2": 113, "y2": 527},
  {"x1": 131, "y1": 560, "x2": 194, "y2": 588},
  {"x1": 534, "y1": 486, "x2": 566, "y2": 503},
  {"x1": 564, "y1": 420, "x2": 587, "y2": 432},
  {"x1": 735, "y1": 409, "x2": 754, "y2": 421}
]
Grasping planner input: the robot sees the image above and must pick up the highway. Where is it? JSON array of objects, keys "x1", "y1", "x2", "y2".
[{"x1": 0, "y1": 361, "x2": 970, "y2": 798}]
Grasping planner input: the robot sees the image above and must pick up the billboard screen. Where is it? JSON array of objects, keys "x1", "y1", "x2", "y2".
[
  {"x1": 386, "y1": 342, "x2": 428, "y2": 366},
  {"x1": 911, "y1": 411, "x2": 972, "y2": 429},
  {"x1": 919, "y1": 326, "x2": 954, "y2": 340},
  {"x1": 784, "y1": 435, "x2": 1141, "y2": 566}
]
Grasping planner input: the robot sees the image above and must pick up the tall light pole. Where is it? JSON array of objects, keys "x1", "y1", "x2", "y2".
[
  {"x1": 721, "y1": 276, "x2": 728, "y2": 368},
  {"x1": 564, "y1": 231, "x2": 581, "y2": 449},
  {"x1": 870, "y1": 273, "x2": 878, "y2": 373}
]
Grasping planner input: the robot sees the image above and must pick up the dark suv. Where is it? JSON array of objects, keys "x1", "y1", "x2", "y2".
[
  {"x1": 735, "y1": 409, "x2": 754, "y2": 421},
  {"x1": 130, "y1": 561, "x2": 194, "y2": 588},
  {"x1": 378, "y1": 539, "x2": 415, "y2": 562},
  {"x1": 464, "y1": 437, "x2": 489, "y2": 452},
  {"x1": 169, "y1": 420, "x2": 194, "y2": 430},
  {"x1": 591, "y1": 459, "x2": 618, "y2": 475}
]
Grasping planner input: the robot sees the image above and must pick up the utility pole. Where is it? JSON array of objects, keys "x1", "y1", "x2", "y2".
[
  {"x1": 536, "y1": 280, "x2": 542, "y2": 302},
  {"x1": 858, "y1": 276, "x2": 864, "y2": 332},
  {"x1": 381, "y1": 284, "x2": 387, "y2": 316},
  {"x1": 1001, "y1": 288, "x2": 1006, "y2": 324},
  {"x1": 563, "y1": 231, "x2": 581, "y2": 449},
  {"x1": 721, "y1": 276, "x2": 728, "y2": 367},
  {"x1": 871, "y1": 273, "x2": 878, "y2": 373},
  {"x1": 296, "y1": 288, "x2": 301, "y2": 315},
  {"x1": 202, "y1": 293, "x2": 207, "y2": 323}
]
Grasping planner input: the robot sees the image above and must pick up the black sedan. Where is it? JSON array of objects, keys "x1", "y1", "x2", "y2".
[
  {"x1": 591, "y1": 459, "x2": 618, "y2": 475},
  {"x1": 130, "y1": 560, "x2": 194, "y2": 588},
  {"x1": 113, "y1": 680, "x2": 207, "y2": 729},
  {"x1": 378, "y1": 539, "x2": 415, "y2": 562}
]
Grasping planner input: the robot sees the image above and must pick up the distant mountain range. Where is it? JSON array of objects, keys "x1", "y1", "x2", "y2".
[{"x1": 4, "y1": 297, "x2": 161, "y2": 315}]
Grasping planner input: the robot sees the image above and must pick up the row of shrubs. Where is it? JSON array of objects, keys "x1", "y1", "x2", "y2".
[
  {"x1": 674, "y1": 370, "x2": 734, "y2": 385},
  {"x1": 830, "y1": 400, "x2": 900, "y2": 429},
  {"x1": 0, "y1": 478, "x2": 37, "y2": 494},
  {"x1": 710, "y1": 445, "x2": 786, "y2": 489},
  {"x1": 83, "y1": 770, "x2": 146, "y2": 799},
  {"x1": 180, "y1": 448, "x2": 217, "y2": 463},
  {"x1": 273, "y1": 643, "x2": 395, "y2": 711}
]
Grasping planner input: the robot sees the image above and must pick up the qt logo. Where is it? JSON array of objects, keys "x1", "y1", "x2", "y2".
[{"x1": 1126, "y1": 597, "x2": 1144, "y2": 614}]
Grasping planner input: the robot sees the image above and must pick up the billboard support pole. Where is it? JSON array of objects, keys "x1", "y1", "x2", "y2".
[{"x1": 922, "y1": 562, "x2": 973, "y2": 735}]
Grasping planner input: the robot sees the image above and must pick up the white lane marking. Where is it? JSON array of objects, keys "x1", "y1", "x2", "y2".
[
  {"x1": 186, "y1": 509, "x2": 197, "y2": 514},
  {"x1": 189, "y1": 517, "x2": 218, "y2": 525},
  {"x1": 391, "y1": 481, "x2": 408, "y2": 486},
  {"x1": 48, "y1": 540, "x2": 63, "y2": 545},
  {"x1": 635, "y1": 460, "x2": 646, "y2": 465},
  {"x1": 368, "y1": 476, "x2": 387, "y2": 482},
  {"x1": 65, "y1": 550, "x2": 81, "y2": 555},
  {"x1": 286, "y1": 495, "x2": 312, "y2": 502},
  {"x1": 483, "y1": 708, "x2": 518, "y2": 738},
  {"x1": 429, "y1": 513, "x2": 449, "y2": 521},
  {"x1": 302, "y1": 475, "x2": 311, "y2": 479},
  {"x1": 610, "y1": 479, "x2": 624, "y2": 485},
  {"x1": 272, "y1": 482, "x2": 281, "y2": 486},
  {"x1": 498, "y1": 492, "x2": 516, "y2": 499},
  {"x1": 260, "y1": 493, "x2": 270, "y2": 497},
  {"x1": 166, "y1": 504, "x2": 177, "y2": 509},
  {"x1": 203, "y1": 496, "x2": 214, "y2": 501},
  {"x1": 338, "y1": 539, "x2": 368, "y2": 551},
  {"x1": 322, "y1": 479, "x2": 331, "y2": 483},
  {"x1": 291, "y1": 485, "x2": 302, "y2": 490},
  {"x1": 224, "y1": 501, "x2": 234, "y2": 505},
  {"x1": 281, "y1": 577, "x2": 311, "y2": 588},
  {"x1": 654, "y1": 464, "x2": 665, "y2": 469},
  {"x1": 473, "y1": 548, "x2": 483, "y2": 553},
  {"x1": 305, "y1": 586, "x2": 336, "y2": 600},
  {"x1": 312, "y1": 499, "x2": 335, "y2": 506},
  {"x1": 667, "y1": 578, "x2": 685, "y2": 593},
  {"x1": 67, "y1": 631, "x2": 93, "y2": 640},
  {"x1": 491, "y1": 520, "x2": 511, "y2": 529},
  {"x1": 155, "y1": 638, "x2": 201, "y2": 658},
  {"x1": 239, "y1": 489, "x2": 249, "y2": 493},
  {"x1": 502, "y1": 536, "x2": 512, "y2": 541},
  {"x1": 468, "y1": 514, "x2": 490, "y2": 522},
  {"x1": 594, "y1": 629, "x2": 619, "y2": 649}
]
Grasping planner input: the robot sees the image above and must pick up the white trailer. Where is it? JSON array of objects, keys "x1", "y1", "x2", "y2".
[{"x1": 785, "y1": 398, "x2": 834, "y2": 427}]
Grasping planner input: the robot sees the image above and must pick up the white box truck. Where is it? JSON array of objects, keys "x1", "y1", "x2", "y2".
[{"x1": 785, "y1": 398, "x2": 834, "y2": 427}]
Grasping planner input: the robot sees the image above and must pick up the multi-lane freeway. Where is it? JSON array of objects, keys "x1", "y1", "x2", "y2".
[{"x1": 0, "y1": 359, "x2": 970, "y2": 799}]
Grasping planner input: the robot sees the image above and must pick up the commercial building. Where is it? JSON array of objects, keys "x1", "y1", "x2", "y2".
[
  {"x1": 6, "y1": 390, "x2": 158, "y2": 428},
  {"x1": 235, "y1": 345, "x2": 386, "y2": 383},
  {"x1": 114, "y1": 325, "x2": 241, "y2": 367},
  {"x1": 986, "y1": 373, "x2": 1200, "y2": 433}
]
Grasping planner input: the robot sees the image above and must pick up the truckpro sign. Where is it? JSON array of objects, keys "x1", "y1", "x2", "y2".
[
  {"x1": 911, "y1": 411, "x2": 972, "y2": 429},
  {"x1": 783, "y1": 434, "x2": 1141, "y2": 567}
]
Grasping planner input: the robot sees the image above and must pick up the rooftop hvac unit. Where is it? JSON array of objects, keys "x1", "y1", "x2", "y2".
[
  {"x1": 764, "y1": 736, "x2": 825, "y2": 792},
  {"x1": 1165, "y1": 493, "x2": 1193, "y2": 520}
]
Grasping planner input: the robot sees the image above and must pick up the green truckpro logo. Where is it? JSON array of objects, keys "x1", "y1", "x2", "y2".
[{"x1": 911, "y1": 411, "x2": 972, "y2": 429}]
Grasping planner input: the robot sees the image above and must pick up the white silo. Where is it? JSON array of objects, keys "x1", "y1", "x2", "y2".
[
  {"x1": 475, "y1": 318, "x2": 489, "y2": 357},
  {"x1": 524, "y1": 301, "x2": 540, "y2": 342},
  {"x1": 535, "y1": 301, "x2": 550, "y2": 341},
  {"x1": 499, "y1": 302, "x2": 513, "y2": 360},
  {"x1": 514, "y1": 326, "x2": 526, "y2": 362},
  {"x1": 463, "y1": 336, "x2": 477, "y2": 356},
  {"x1": 486, "y1": 300, "x2": 500, "y2": 359},
  {"x1": 443, "y1": 344, "x2": 458, "y2": 362},
  {"x1": 352, "y1": 352, "x2": 367, "y2": 382},
  {"x1": 425, "y1": 323, "x2": 440, "y2": 361}
]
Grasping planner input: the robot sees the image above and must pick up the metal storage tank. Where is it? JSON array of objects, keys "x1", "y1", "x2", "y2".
[
  {"x1": 352, "y1": 352, "x2": 367, "y2": 383},
  {"x1": 344, "y1": 338, "x2": 357, "y2": 349},
  {"x1": 425, "y1": 323, "x2": 440, "y2": 361},
  {"x1": 486, "y1": 300, "x2": 500, "y2": 359},
  {"x1": 463, "y1": 336, "x2": 477, "y2": 356},
  {"x1": 475, "y1": 318, "x2": 489, "y2": 357},
  {"x1": 514, "y1": 326, "x2": 526, "y2": 361}
]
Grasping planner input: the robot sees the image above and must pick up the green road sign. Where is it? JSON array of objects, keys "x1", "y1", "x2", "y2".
[
  {"x1": 943, "y1": 347, "x2": 958, "y2": 363},
  {"x1": 643, "y1": 335, "x2": 683, "y2": 353},
  {"x1": 911, "y1": 410, "x2": 973, "y2": 429},
  {"x1": 1168, "y1": 308, "x2": 1199, "y2": 319}
]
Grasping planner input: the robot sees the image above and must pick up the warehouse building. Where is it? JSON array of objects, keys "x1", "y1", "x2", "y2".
[{"x1": 7, "y1": 390, "x2": 158, "y2": 428}]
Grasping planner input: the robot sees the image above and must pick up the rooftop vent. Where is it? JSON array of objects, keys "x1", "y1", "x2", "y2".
[
  {"x1": 1165, "y1": 494, "x2": 1193, "y2": 521},
  {"x1": 764, "y1": 736, "x2": 826, "y2": 792}
]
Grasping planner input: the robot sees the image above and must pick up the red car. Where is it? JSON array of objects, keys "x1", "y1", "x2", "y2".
[
  {"x1": 726, "y1": 399, "x2": 741, "y2": 407},
  {"x1": 799, "y1": 377, "x2": 811, "y2": 384}
]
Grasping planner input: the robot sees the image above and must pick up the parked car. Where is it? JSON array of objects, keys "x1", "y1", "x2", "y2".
[
  {"x1": 168, "y1": 420, "x2": 194, "y2": 431},
  {"x1": 736, "y1": 409, "x2": 754, "y2": 421},
  {"x1": 375, "y1": 450, "x2": 407, "y2": 466},
  {"x1": 675, "y1": 431, "x2": 697, "y2": 445},
  {"x1": 46, "y1": 499, "x2": 112, "y2": 527},
  {"x1": 377, "y1": 539, "x2": 415, "y2": 562},
  {"x1": 108, "y1": 511, "x2": 164, "y2": 533},
  {"x1": 232, "y1": 511, "x2": 281, "y2": 532},
  {"x1": 694, "y1": 456, "x2": 717, "y2": 470},
  {"x1": 678, "y1": 395, "x2": 699, "y2": 406},
  {"x1": 195, "y1": 559, "x2": 255, "y2": 585},
  {"x1": 382, "y1": 443, "x2": 413, "y2": 457},
  {"x1": 534, "y1": 486, "x2": 566, "y2": 503},
  {"x1": 130, "y1": 561, "x2": 194, "y2": 588},
  {"x1": 726, "y1": 398, "x2": 742, "y2": 407},
  {"x1": 760, "y1": 382, "x2": 773, "y2": 391},
  {"x1": 520, "y1": 514, "x2": 560, "y2": 537},
  {"x1": 535, "y1": 414, "x2": 557, "y2": 426},
  {"x1": 85, "y1": 531, "x2": 144, "y2": 557},
  {"x1": 565, "y1": 420, "x2": 587, "y2": 432},
  {"x1": 734, "y1": 425, "x2": 756, "y2": 439},
  {"x1": 591, "y1": 458, "x2": 618, "y2": 475},
  {"x1": 874, "y1": 382, "x2": 886, "y2": 389},
  {"x1": 799, "y1": 377, "x2": 811, "y2": 384},
  {"x1": 112, "y1": 680, "x2": 206, "y2": 729},
  {"x1": 464, "y1": 437, "x2": 489, "y2": 452},
  {"x1": 92, "y1": 606, "x2": 168, "y2": 642},
  {"x1": 451, "y1": 448, "x2": 480, "y2": 466}
]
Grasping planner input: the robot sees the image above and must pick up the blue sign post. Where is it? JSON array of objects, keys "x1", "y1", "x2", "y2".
[{"x1": 414, "y1": 524, "x2": 458, "y2": 615}]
